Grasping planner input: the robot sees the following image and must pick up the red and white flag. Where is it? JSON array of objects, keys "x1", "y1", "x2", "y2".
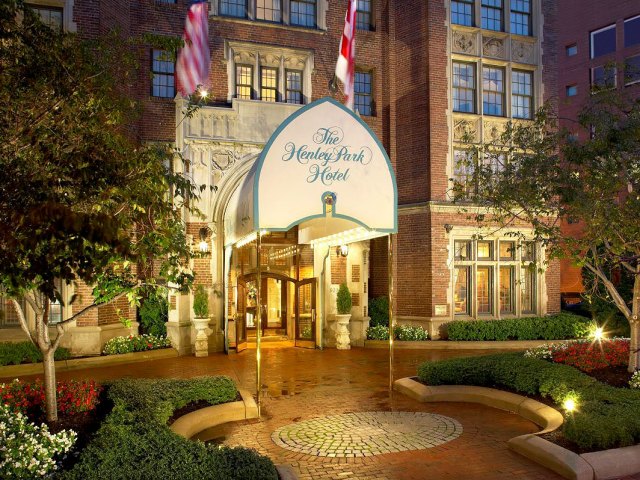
[
  {"x1": 176, "y1": 1, "x2": 210, "y2": 97},
  {"x1": 335, "y1": 0, "x2": 357, "y2": 110}
]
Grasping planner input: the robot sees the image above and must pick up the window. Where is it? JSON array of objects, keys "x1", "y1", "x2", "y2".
[
  {"x1": 236, "y1": 65, "x2": 253, "y2": 99},
  {"x1": 590, "y1": 24, "x2": 616, "y2": 59},
  {"x1": 482, "y1": 66, "x2": 504, "y2": 116},
  {"x1": 512, "y1": 70, "x2": 533, "y2": 119},
  {"x1": 453, "y1": 150, "x2": 475, "y2": 198},
  {"x1": 354, "y1": 71, "x2": 373, "y2": 116},
  {"x1": 49, "y1": 279, "x2": 65, "y2": 325},
  {"x1": 591, "y1": 65, "x2": 616, "y2": 90},
  {"x1": 566, "y1": 44, "x2": 578, "y2": 56},
  {"x1": 477, "y1": 266, "x2": 493, "y2": 314},
  {"x1": 477, "y1": 241, "x2": 493, "y2": 260},
  {"x1": 256, "y1": 0, "x2": 281, "y2": 22},
  {"x1": 566, "y1": 85, "x2": 578, "y2": 97},
  {"x1": 453, "y1": 62, "x2": 476, "y2": 113},
  {"x1": 26, "y1": 4, "x2": 63, "y2": 32},
  {"x1": 625, "y1": 15, "x2": 640, "y2": 48},
  {"x1": 454, "y1": 240, "x2": 473, "y2": 261},
  {"x1": 151, "y1": 50, "x2": 175, "y2": 98},
  {"x1": 499, "y1": 241, "x2": 515, "y2": 260},
  {"x1": 451, "y1": 0, "x2": 473, "y2": 27},
  {"x1": 625, "y1": 55, "x2": 640, "y2": 85},
  {"x1": 286, "y1": 70, "x2": 303, "y2": 104},
  {"x1": 220, "y1": 0, "x2": 247, "y2": 17},
  {"x1": 499, "y1": 266, "x2": 514, "y2": 314},
  {"x1": 522, "y1": 241, "x2": 536, "y2": 262},
  {"x1": 356, "y1": 0, "x2": 372, "y2": 30},
  {"x1": 481, "y1": 0, "x2": 503, "y2": 32},
  {"x1": 454, "y1": 267, "x2": 471, "y2": 315},
  {"x1": 260, "y1": 67, "x2": 278, "y2": 101},
  {"x1": 521, "y1": 267, "x2": 536, "y2": 313},
  {"x1": 510, "y1": 0, "x2": 530, "y2": 36},
  {"x1": 290, "y1": 0, "x2": 316, "y2": 27}
]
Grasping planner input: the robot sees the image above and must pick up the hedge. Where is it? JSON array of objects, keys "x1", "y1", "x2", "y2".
[
  {"x1": 445, "y1": 313, "x2": 593, "y2": 341},
  {"x1": 0, "y1": 342, "x2": 71, "y2": 366},
  {"x1": 417, "y1": 353, "x2": 640, "y2": 451},
  {"x1": 366, "y1": 325, "x2": 429, "y2": 341},
  {"x1": 61, "y1": 377, "x2": 278, "y2": 480}
]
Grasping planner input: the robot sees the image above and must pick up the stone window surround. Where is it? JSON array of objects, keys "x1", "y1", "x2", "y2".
[
  {"x1": 224, "y1": 40, "x2": 314, "y2": 104},
  {"x1": 449, "y1": 233, "x2": 541, "y2": 320},
  {"x1": 211, "y1": 0, "x2": 328, "y2": 31},
  {"x1": 449, "y1": 0, "x2": 538, "y2": 37},
  {"x1": 25, "y1": 0, "x2": 77, "y2": 32}
]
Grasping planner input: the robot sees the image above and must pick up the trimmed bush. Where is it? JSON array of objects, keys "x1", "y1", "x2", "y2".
[
  {"x1": 336, "y1": 283, "x2": 352, "y2": 315},
  {"x1": 61, "y1": 376, "x2": 278, "y2": 480},
  {"x1": 445, "y1": 313, "x2": 593, "y2": 341},
  {"x1": 369, "y1": 296, "x2": 389, "y2": 327},
  {"x1": 394, "y1": 325, "x2": 429, "y2": 341},
  {"x1": 417, "y1": 353, "x2": 640, "y2": 451},
  {"x1": 0, "y1": 341, "x2": 71, "y2": 366},
  {"x1": 367, "y1": 325, "x2": 389, "y2": 340},
  {"x1": 139, "y1": 289, "x2": 168, "y2": 337},
  {"x1": 102, "y1": 334, "x2": 171, "y2": 355},
  {"x1": 193, "y1": 285, "x2": 209, "y2": 318}
]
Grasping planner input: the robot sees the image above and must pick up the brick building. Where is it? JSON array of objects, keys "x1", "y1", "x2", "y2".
[
  {"x1": 2, "y1": 0, "x2": 561, "y2": 354},
  {"x1": 557, "y1": 0, "x2": 640, "y2": 296}
]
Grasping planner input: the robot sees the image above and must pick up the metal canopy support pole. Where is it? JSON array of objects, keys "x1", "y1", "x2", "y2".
[
  {"x1": 256, "y1": 234, "x2": 262, "y2": 417},
  {"x1": 388, "y1": 234, "x2": 394, "y2": 391}
]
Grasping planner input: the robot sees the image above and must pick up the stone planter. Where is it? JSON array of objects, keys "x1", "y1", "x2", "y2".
[
  {"x1": 335, "y1": 314, "x2": 352, "y2": 350},
  {"x1": 192, "y1": 317, "x2": 211, "y2": 357}
]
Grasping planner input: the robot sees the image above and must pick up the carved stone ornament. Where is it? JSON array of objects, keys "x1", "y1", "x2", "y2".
[
  {"x1": 512, "y1": 40, "x2": 535, "y2": 64},
  {"x1": 232, "y1": 50, "x2": 256, "y2": 64},
  {"x1": 453, "y1": 119, "x2": 477, "y2": 142},
  {"x1": 483, "y1": 36, "x2": 505, "y2": 58},
  {"x1": 452, "y1": 30, "x2": 476, "y2": 55},
  {"x1": 284, "y1": 55, "x2": 307, "y2": 70},
  {"x1": 483, "y1": 121, "x2": 504, "y2": 142}
]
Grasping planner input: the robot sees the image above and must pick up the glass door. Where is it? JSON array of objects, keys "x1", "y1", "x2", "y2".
[
  {"x1": 236, "y1": 280, "x2": 247, "y2": 352},
  {"x1": 295, "y1": 278, "x2": 316, "y2": 348}
]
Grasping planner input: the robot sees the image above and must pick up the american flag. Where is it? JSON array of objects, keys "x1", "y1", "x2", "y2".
[
  {"x1": 176, "y1": 0, "x2": 210, "y2": 97},
  {"x1": 335, "y1": 0, "x2": 358, "y2": 110}
]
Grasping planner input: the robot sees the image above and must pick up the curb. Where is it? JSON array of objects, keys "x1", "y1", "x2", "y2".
[
  {"x1": 365, "y1": 339, "x2": 570, "y2": 350},
  {"x1": 393, "y1": 377, "x2": 640, "y2": 480},
  {"x1": 0, "y1": 348, "x2": 178, "y2": 379}
]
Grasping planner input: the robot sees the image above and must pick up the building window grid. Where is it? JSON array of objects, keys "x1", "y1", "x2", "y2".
[
  {"x1": 451, "y1": 0, "x2": 474, "y2": 27},
  {"x1": 356, "y1": 0, "x2": 372, "y2": 30},
  {"x1": 590, "y1": 24, "x2": 616, "y2": 59},
  {"x1": 481, "y1": 0, "x2": 503, "y2": 32},
  {"x1": 220, "y1": 0, "x2": 247, "y2": 18},
  {"x1": 512, "y1": 70, "x2": 533, "y2": 119},
  {"x1": 453, "y1": 62, "x2": 476, "y2": 113},
  {"x1": 510, "y1": 0, "x2": 530, "y2": 36},
  {"x1": 453, "y1": 239, "x2": 538, "y2": 318},
  {"x1": 354, "y1": 71, "x2": 373, "y2": 116},
  {"x1": 624, "y1": 15, "x2": 640, "y2": 48},
  {"x1": 260, "y1": 67, "x2": 278, "y2": 102},
  {"x1": 27, "y1": 4, "x2": 63, "y2": 32},
  {"x1": 256, "y1": 0, "x2": 282, "y2": 22},
  {"x1": 236, "y1": 65, "x2": 253, "y2": 99},
  {"x1": 625, "y1": 55, "x2": 640, "y2": 86},
  {"x1": 591, "y1": 65, "x2": 617, "y2": 90},
  {"x1": 482, "y1": 66, "x2": 505, "y2": 116},
  {"x1": 151, "y1": 50, "x2": 175, "y2": 98},
  {"x1": 290, "y1": 0, "x2": 316, "y2": 27},
  {"x1": 285, "y1": 70, "x2": 303, "y2": 104}
]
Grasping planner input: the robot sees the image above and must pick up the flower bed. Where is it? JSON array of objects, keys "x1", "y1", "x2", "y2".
[
  {"x1": 102, "y1": 334, "x2": 172, "y2": 355},
  {"x1": 525, "y1": 338, "x2": 629, "y2": 372},
  {"x1": 366, "y1": 325, "x2": 429, "y2": 341},
  {"x1": 0, "y1": 341, "x2": 71, "y2": 366}
]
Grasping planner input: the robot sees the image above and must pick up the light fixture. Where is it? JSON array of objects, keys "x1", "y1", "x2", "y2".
[
  {"x1": 198, "y1": 227, "x2": 210, "y2": 253},
  {"x1": 592, "y1": 326, "x2": 605, "y2": 341},
  {"x1": 337, "y1": 245, "x2": 349, "y2": 257},
  {"x1": 444, "y1": 224, "x2": 453, "y2": 233},
  {"x1": 199, "y1": 89, "x2": 208, "y2": 99},
  {"x1": 563, "y1": 398, "x2": 576, "y2": 412}
]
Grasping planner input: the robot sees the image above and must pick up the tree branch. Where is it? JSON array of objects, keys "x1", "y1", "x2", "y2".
[
  {"x1": 56, "y1": 290, "x2": 128, "y2": 327},
  {"x1": 11, "y1": 298, "x2": 36, "y2": 346}
]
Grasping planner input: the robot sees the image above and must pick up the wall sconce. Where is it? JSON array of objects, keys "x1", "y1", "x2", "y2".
[
  {"x1": 198, "y1": 227, "x2": 210, "y2": 253},
  {"x1": 444, "y1": 224, "x2": 454, "y2": 233},
  {"x1": 337, "y1": 245, "x2": 349, "y2": 257}
]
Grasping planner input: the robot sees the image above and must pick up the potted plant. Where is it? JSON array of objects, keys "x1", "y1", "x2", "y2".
[
  {"x1": 192, "y1": 285, "x2": 211, "y2": 357},
  {"x1": 335, "y1": 283, "x2": 352, "y2": 350}
]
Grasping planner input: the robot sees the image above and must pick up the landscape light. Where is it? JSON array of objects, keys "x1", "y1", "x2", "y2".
[
  {"x1": 593, "y1": 327, "x2": 604, "y2": 341},
  {"x1": 563, "y1": 398, "x2": 576, "y2": 412},
  {"x1": 199, "y1": 89, "x2": 208, "y2": 98}
]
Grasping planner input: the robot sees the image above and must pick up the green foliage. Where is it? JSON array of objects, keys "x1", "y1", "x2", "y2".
[
  {"x1": 62, "y1": 377, "x2": 278, "y2": 480},
  {"x1": 336, "y1": 283, "x2": 352, "y2": 315},
  {"x1": 0, "y1": 342, "x2": 70, "y2": 366},
  {"x1": 417, "y1": 353, "x2": 640, "y2": 450},
  {"x1": 102, "y1": 335, "x2": 171, "y2": 355},
  {"x1": 366, "y1": 325, "x2": 390, "y2": 340},
  {"x1": 394, "y1": 325, "x2": 429, "y2": 341},
  {"x1": 368, "y1": 296, "x2": 389, "y2": 327},
  {"x1": 445, "y1": 313, "x2": 593, "y2": 341},
  {"x1": 193, "y1": 285, "x2": 209, "y2": 318},
  {"x1": 139, "y1": 289, "x2": 168, "y2": 336}
]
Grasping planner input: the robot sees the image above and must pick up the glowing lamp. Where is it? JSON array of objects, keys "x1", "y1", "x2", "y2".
[
  {"x1": 337, "y1": 245, "x2": 349, "y2": 257},
  {"x1": 563, "y1": 398, "x2": 576, "y2": 412},
  {"x1": 593, "y1": 327, "x2": 604, "y2": 341}
]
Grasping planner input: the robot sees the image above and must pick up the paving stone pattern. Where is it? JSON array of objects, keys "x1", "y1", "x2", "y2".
[{"x1": 272, "y1": 411, "x2": 463, "y2": 457}]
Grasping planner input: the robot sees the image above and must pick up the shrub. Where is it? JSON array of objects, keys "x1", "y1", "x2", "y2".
[
  {"x1": 417, "y1": 353, "x2": 640, "y2": 450},
  {"x1": 394, "y1": 325, "x2": 429, "y2": 341},
  {"x1": 102, "y1": 334, "x2": 171, "y2": 355},
  {"x1": 369, "y1": 296, "x2": 389, "y2": 327},
  {"x1": 139, "y1": 289, "x2": 168, "y2": 337},
  {"x1": 366, "y1": 325, "x2": 389, "y2": 340},
  {"x1": 0, "y1": 404, "x2": 76, "y2": 479},
  {"x1": 524, "y1": 339, "x2": 629, "y2": 372},
  {"x1": 193, "y1": 285, "x2": 209, "y2": 318},
  {"x1": 0, "y1": 341, "x2": 71, "y2": 366},
  {"x1": 336, "y1": 283, "x2": 352, "y2": 315},
  {"x1": 445, "y1": 313, "x2": 593, "y2": 341},
  {"x1": 630, "y1": 371, "x2": 640, "y2": 389},
  {"x1": 61, "y1": 377, "x2": 278, "y2": 480}
]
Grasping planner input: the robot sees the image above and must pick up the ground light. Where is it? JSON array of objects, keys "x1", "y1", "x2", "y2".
[
  {"x1": 563, "y1": 397, "x2": 577, "y2": 412},
  {"x1": 593, "y1": 326, "x2": 605, "y2": 341}
]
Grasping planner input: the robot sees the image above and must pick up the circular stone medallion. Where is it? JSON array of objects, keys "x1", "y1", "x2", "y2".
[{"x1": 271, "y1": 411, "x2": 462, "y2": 457}]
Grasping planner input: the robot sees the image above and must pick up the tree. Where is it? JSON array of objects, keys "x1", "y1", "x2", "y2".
[
  {"x1": 452, "y1": 90, "x2": 640, "y2": 372},
  {"x1": 0, "y1": 2, "x2": 201, "y2": 421}
]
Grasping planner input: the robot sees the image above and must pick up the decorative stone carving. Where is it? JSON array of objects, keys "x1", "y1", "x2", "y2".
[
  {"x1": 335, "y1": 314, "x2": 351, "y2": 350},
  {"x1": 452, "y1": 30, "x2": 476, "y2": 55},
  {"x1": 482, "y1": 36, "x2": 506, "y2": 58},
  {"x1": 211, "y1": 148, "x2": 240, "y2": 174},
  {"x1": 284, "y1": 55, "x2": 307, "y2": 69},
  {"x1": 192, "y1": 318, "x2": 211, "y2": 357},
  {"x1": 453, "y1": 119, "x2": 478, "y2": 142},
  {"x1": 512, "y1": 40, "x2": 535, "y2": 64},
  {"x1": 260, "y1": 53, "x2": 281, "y2": 67},
  {"x1": 483, "y1": 121, "x2": 505, "y2": 143},
  {"x1": 232, "y1": 50, "x2": 256, "y2": 64}
]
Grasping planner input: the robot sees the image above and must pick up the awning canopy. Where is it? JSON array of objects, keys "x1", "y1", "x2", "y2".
[{"x1": 224, "y1": 97, "x2": 397, "y2": 247}]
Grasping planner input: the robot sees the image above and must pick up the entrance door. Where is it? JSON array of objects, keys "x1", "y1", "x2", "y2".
[
  {"x1": 295, "y1": 278, "x2": 316, "y2": 348},
  {"x1": 236, "y1": 281, "x2": 248, "y2": 352}
]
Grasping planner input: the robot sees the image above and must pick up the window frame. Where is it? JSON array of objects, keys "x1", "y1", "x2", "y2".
[
  {"x1": 451, "y1": 0, "x2": 474, "y2": 27},
  {"x1": 624, "y1": 55, "x2": 640, "y2": 86},
  {"x1": 453, "y1": 61, "x2": 477, "y2": 114},
  {"x1": 566, "y1": 44, "x2": 578, "y2": 57},
  {"x1": 354, "y1": 69, "x2": 374, "y2": 116},
  {"x1": 566, "y1": 84, "x2": 578, "y2": 97},
  {"x1": 482, "y1": 65, "x2": 505, "y2": 117},
  {"x1": 511, "y1": 69, "x2": 533, "y2": 119},
  {"x1": 624, "y1": 15, "x2": 640, "y2": 48},
  {"x1": 481, "y1": 0, "x2": 503, "y2": 32},
  {"x1": 590, "y1": 24, "x2": 616, "y2": 59},
  {"x1": 260, "y1": 66, "x2": 279, "y2": 102},
  {"x1": 591, "y1": 65, "x2": 617, "y2": 91},
  {"x1": 235, "y1": 64, "x2": 254, "y2": 100},
  {"x1": 290, "y1": 0, "x2": 317, "y2": 28},
  {"x1": 150, "y1": 49, "x2": 176, "y2": 99},
  {"x1": 356, "y1": 0, "x2": 373, "y2": 31},
  {"x1": 219, "y1": 0, "x2": 248, "y2": 18},
  {"x1": 510, "y1": 0, "x2": 531, "y2": 36},
  {"x1": 285, "y1": 69, "x2": 304, "y2": 104},
  {"x1": 256, "y1": 0, "x2": 282, "y2": 23}
]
